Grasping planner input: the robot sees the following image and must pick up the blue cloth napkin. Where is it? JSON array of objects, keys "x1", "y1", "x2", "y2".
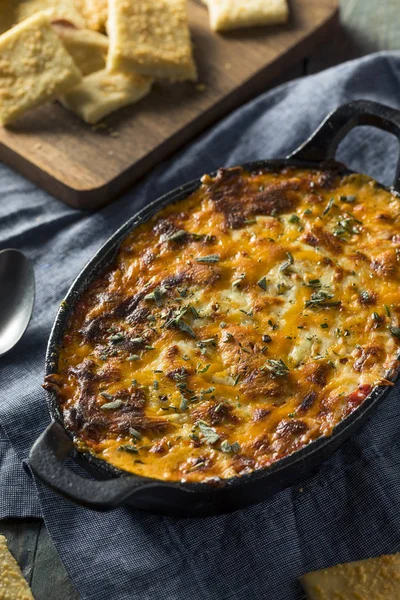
[{"x1": 2, "y1": 51, "x2": 400, "y2": 600}]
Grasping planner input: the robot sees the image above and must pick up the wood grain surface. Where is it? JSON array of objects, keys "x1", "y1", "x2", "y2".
[
  {"x1": 2, "y1": 1, "x2": 400, "y2": 599},
  {"x1": 0, "y1": 0, "x2": 338, "y2": 209}
]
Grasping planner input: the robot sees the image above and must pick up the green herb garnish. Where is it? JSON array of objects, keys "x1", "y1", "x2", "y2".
[
  {"x1": 390, "y1": 326, "x2": 400, "y2": 339},
  {"x1": 197, "y1": 363, "x2": 211, "y2": 374},
  {"x1": 197, "y1": 421, "x2": 220, "y2": 444},
  {"x1": 288, "y1": 214, "x2": 300, "y2": 224},
  {"x1": 322, "y1": 198, "x2": 335, "y2": 216},
  {"x1": 189, "y1": 305, "x2": 200, "y2": 319},
  {"x1": 265, "y1": 359, "x2": 289, "y2": 378},
  {"x1": 167, "y1": 229, "x2": 187, "y2": 241},
  {"x1": 180, "y1": 397, "x2": 188, "y2": 411},
  {"x1": 144, "y1": 286, "x2": 166, "y2": 307},
  {"x1": 304, "y1": 279, "x2": 321, "y2": 288},
  {"x1": 118, "y1": 444, "x2": 138, "y2": 453},
  {"x1": 232, "y1": 274, "x2": 245, "y2": 288},
  {"x1": 109, "y1": 333, "x2": 124, "y2": 343},
  {"x1": 195, "y1": 254, "x2": 220, "y2": 264},
  {"x1": 177, "y1": 319, "x2": 196, "y2": 339},
  {"x1": 200, "y1": 387, "x2": 215, "y2": 396},
  {"x1": 196, "y1": 337, "x2": 217, "y2": 348},
  {"x1": 279, "y1": 252, "x2": 294, "y2": 272},
  {"x1": 305, "y1": 290, "x2": 341, "y2": 309},
  {"x1": 339, "y1": 195, "x2": 356, "y2": 203},
  {"x1": 220, "y1": 440, "x2": 240, "y2": 453},
  {"x1": 129, "y1": 428, "x2": 142, "y2": 440},
  {"x1": 101, "y1": 399, "x2": 124, "y2": 410},
  {"x1": 257, "y1": 276, "x2": 268, "y2": 291},
  {"x1": 359, "y1": 291, "x2": 371, "y2": 303},
  {"x1": 187, "y1": 461, "x2": 205, "y2": 472}
]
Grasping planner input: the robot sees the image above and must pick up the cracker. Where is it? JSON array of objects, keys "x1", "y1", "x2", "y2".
[
  {"x1": 53, "y1": 23, "x2": 108, "y2": 75},
  {"x1": 77, "y1": 0, "x2": 108, "y2": 32},
  {"x1": 0, "y1": 0, "x2": 86, "y2": 34},
  {"x1": 0, "y1": 535, "x2": 34, "y2": 600},
  {"x1": 107, "y1": 0, "x2": 197, "y2": 81},
  {"x1": 300, "y1": 554, "x2": 400, "y2": 600},
  {"x1": 0, "y1": 12, "x2": 82, "y2": 125},
  {"x1": 61, "y1": 68, "x2": 152, "y2": 123},
  {"x1": 206, "y1": 0, "x2": 288, "y2": 32}
]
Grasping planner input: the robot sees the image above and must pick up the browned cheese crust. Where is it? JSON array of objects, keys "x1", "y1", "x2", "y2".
[{"x1": 46, "y1": 166, "x2": 400, "y2": 482}]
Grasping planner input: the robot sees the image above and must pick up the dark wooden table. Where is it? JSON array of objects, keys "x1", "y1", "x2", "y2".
[{"x1": 2, "y1": 1, "x2": 400, "y2": 598}]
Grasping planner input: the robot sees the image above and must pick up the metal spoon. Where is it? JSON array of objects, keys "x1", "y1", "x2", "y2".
[{"x1": 0, "y1": 249, "x2": 35, "y2": 357}]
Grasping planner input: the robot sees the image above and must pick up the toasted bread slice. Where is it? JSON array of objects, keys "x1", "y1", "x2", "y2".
[
  {"x1": 107, "y1": 0, "x2": 197, "y2": 81},
  {"x1": 206, "y1": 0, "x2": 288, "y2": 32},
  {"x1": 0, "y1": 12, "x2": 82, "y2": 125},
  {"x1": 0, "y1": 535, "x2": 34, "y2": 600},
  {"x1": 52, "y1": 22, "x2": 108, "y2": 75},
  {"x1": 61, "y1": 68, "x2": 152, "y2": 124},
  {"x1": 300, "y1": 554, "x2": 400, "y2": 600}
]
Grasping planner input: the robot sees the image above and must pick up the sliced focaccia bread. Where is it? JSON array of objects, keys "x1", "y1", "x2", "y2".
[
  {"x1": 107, "y1": 0, "x2": 197, "y2": 81},
  {"x1": 206, "y1": 0, "x2": 288, "y2": 32},
  {"x1": 0, "y1": 12, "x2": 82, "y2": 125},
  {"x1": 300, "y1": 554, "x2": 400, "y2": 600},
  {"x1": 61, "y1": 69, "x2": 153, "y2": 124},
  {"x1": 52, "y1": 22, "x2": 108, "y2": 75}
]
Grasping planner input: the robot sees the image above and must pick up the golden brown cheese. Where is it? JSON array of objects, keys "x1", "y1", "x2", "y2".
[{"x1": 48, "y1": 166, "x2": 400, "y2": 483}]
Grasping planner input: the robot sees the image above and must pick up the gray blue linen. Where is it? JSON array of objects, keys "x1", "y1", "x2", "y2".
[{"x1": 1, "y1": 51, "x2": 400, "y2": 599}]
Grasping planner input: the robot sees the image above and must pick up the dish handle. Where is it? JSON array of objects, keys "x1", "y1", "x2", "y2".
[
  {"x1": 29, "y1": 420, "x2": 160, "y2": 510},
  {"x1": 288, "y1": 99, "x2": 400, "y2": 193}
]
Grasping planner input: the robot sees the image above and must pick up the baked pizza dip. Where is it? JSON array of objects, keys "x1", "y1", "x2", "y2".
[{"x1": 45, "y1": 166, "x2": 400, "y2": 483}]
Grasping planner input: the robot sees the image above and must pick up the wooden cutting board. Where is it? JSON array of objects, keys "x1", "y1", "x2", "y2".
[{"x1": 0, "y1": 0, "x2": 338, "y2": 210}]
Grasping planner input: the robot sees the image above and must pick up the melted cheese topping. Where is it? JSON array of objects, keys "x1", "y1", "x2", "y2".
[{"x1": 50, "y1": 166, "x2": 400, "y2": 483}]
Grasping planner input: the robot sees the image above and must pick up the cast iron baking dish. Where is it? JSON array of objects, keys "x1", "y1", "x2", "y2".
[{"x1": 30, "y1": 100, "x2": 400, "y2": 516}]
